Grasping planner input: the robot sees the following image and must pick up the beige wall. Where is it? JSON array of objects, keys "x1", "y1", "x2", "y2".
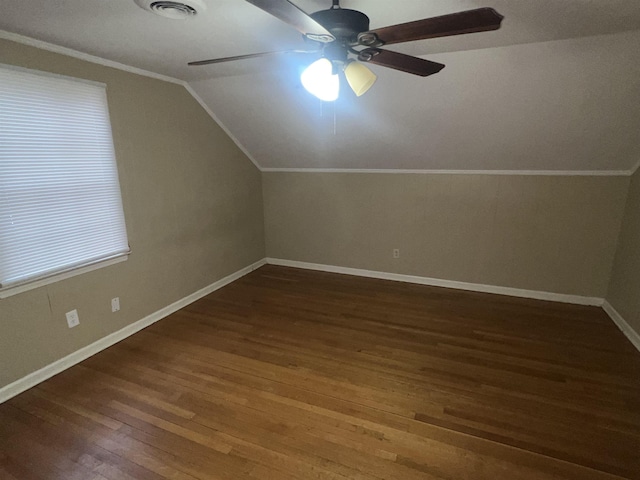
[
  {"x1": 607, "y1": 167, "x2": 640, "y2": 334},
  {"x1": 263, "y1": 173, "x2": 628, "y2": 298},
  {"x1": 0, "y1": 39, "x2": 265, "y2": 388}
]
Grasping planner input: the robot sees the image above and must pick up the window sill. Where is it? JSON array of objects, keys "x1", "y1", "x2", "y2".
[{"x1": 0, "y1": 254, "x2": 129, "y2": 299}]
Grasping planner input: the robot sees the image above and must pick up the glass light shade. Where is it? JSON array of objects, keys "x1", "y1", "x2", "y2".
[
  {"x1": 301, "y1": 58, "x2": 340, "y2": 102},
  {"x1": 344, "y1": 61, "x2": 377, "y2": 97}
]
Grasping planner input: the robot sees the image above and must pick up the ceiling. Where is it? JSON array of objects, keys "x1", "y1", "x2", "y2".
[{"x1": 2, "y1": 0, "x2": 640, "y2": 172}]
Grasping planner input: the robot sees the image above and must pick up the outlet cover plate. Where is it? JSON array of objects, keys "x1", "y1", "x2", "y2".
[
  {"x1": 111, "y1": 297, "x2": 120, "y2": 312},
  {"x1": 66, "y1": 309, "x2": 79, "y2": 328}
]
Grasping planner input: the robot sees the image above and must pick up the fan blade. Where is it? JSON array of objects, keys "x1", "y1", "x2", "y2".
[
  {"x1": 246, "y1": 0, "x2": 335, "y2": 43},
  {"x1": 357, "y1": 8, "x2": 503, "y2": 47},
  {"x1": 189, "y1": 50, "x2": 317, "y2": 66},
  {"x1": 358, "y1": 48, "x2": 445, "y2": 77}
]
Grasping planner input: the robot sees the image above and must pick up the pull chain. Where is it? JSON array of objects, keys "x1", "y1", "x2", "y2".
[
  {"x1": 319, "y1": 101, "x2": 337, "y2": 136},
  {"x1": 333, "y1": 101, "x2": 337, "y2": 136}
]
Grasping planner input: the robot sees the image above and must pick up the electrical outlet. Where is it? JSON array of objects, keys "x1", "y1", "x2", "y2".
[
  {"x1": 66, "y1": 309, "x2": 80, "y2": 328},
  {"x1": 393, "y1": 249, "x2": 400, "y2": 259},
  {"x1": 111, "y1": 297, "x2": 120, "y2": 312}
]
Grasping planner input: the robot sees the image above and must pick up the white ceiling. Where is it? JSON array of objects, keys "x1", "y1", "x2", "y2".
[{"x1": 2, "y1": 0, "x2": 640, "y2": 172}]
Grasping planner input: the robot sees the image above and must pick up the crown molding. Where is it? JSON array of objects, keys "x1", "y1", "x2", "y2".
[
  {"x1": 261, "y1": 168, "x2": 633, "y2": 176},
  {"x1": 0, "y1": 30, "x2": 183, "y2": 85}
]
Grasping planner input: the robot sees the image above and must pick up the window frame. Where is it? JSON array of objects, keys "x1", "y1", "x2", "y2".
[{"x1": 0, "y1": 64, "x2": 130, "y2": 299}]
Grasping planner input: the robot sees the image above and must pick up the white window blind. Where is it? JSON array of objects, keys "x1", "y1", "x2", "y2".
[{"x1": 0, "y1": 65, "x2": 129, "y2": 293}]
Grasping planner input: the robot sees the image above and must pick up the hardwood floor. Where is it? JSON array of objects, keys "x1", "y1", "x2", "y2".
[{"x1": 1, "y1": 265, "x2": 640, "y2": 480}]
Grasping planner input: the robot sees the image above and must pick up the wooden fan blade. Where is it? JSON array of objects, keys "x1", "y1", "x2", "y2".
[
  {"x1": 246, "y1": 0, "x2": 335, "y2": 43},
  {"x1": 358, "y1": 8, "x2": 503, "y2": 46},
  {"x1": 358, "y1": 48, "x2": 445, "y2": 77},
  {"x1": 189, "y1": 50, "x2": 317, "y2": 66}
]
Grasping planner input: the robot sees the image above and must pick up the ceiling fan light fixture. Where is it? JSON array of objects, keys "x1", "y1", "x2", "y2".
[
  {"x1": 190, "y1": 2, "x2": 504, "y2": 101},
  {"x1": 344, "y1": 61, "x2": 377, "y2": 97},
  {"x1": 301, "y1": 58, "x2": 340, "y2": 102}
]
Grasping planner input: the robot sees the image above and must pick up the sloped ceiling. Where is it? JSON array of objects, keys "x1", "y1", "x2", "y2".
[{"x1": 2, "y1": 0, "x2": 640, "y2": 172}]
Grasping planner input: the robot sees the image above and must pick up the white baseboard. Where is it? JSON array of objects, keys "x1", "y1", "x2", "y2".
[
  {"x1": 0, "y1": 259, "x2": 267, "y2": 404},
  {"x1": 602, "y1": 301, "x2": 640, "y2": 352},
  {"x1": 266, "y1": 258, "x2": 604, "y2": 307}
]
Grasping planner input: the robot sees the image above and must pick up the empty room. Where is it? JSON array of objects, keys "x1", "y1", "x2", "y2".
[{"x1": 1, "y1": 0, "x2": 640, "y2": 479}]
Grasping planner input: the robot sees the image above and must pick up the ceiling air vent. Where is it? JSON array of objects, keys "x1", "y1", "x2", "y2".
[{"x1": 134, "y1": 0, "x2": 206, "y2": 19}]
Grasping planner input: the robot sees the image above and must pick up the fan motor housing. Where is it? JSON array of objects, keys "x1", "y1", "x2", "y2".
[{"x1": 311, "y1": 8, "x2": 370, "y2": 42}]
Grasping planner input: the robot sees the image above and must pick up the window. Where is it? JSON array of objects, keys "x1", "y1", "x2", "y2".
[{"x1": 0, "y1": 64, "x2": 130, "y2": 298}]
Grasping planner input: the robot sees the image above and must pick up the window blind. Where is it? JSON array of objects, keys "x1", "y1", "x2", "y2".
[{"x1": 0, "y1": 65, "x2": 130, "y2": 291}]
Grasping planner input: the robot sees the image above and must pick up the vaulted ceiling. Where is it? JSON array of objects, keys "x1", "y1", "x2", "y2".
[{"x1": 2, "y1": 0, "x2": 640, "y2": 172}]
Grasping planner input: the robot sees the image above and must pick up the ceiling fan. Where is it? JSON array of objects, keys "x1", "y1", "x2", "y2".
[{"x1": 189, "y1": 0, "x2": 504, "y2": 101}]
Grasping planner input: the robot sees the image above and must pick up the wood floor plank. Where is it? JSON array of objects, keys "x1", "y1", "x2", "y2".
[{"x1": 1, "y1": 265, "x2": 639, "y2": 479}]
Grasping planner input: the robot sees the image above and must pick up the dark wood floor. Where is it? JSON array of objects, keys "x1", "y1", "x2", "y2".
[{"x1": 1, "y1": 265, "x2": 640, "y2": 480}]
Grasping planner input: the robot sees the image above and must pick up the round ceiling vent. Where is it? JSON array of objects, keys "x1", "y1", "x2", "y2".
[{"x1": 134, "y1": 0, "x2": 206, "y2": 19}]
